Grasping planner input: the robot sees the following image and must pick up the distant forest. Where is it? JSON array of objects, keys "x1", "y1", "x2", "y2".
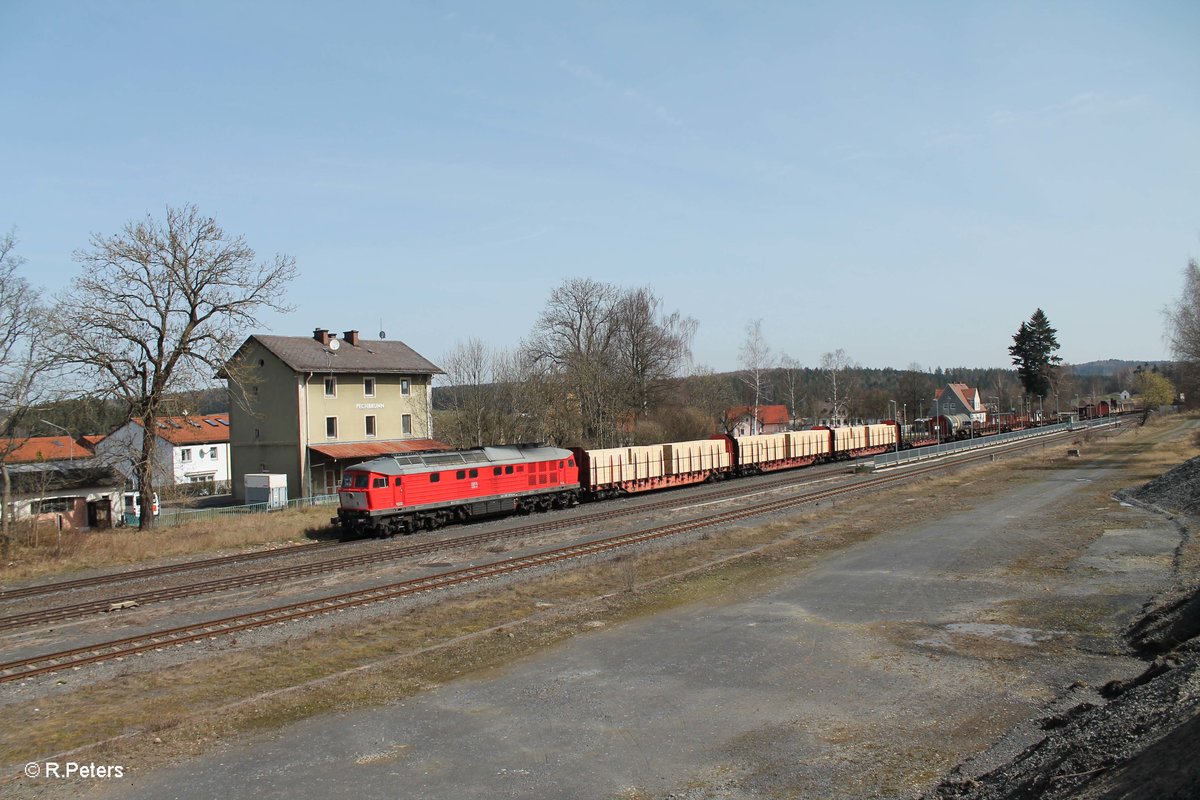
[{"x1": 19, "y1": 360, "x2": 1172, "y2": 449}]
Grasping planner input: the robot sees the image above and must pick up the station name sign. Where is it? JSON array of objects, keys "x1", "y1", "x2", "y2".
[{"x1": 355, "y1": 403, "x2": 385, "y2": 410}]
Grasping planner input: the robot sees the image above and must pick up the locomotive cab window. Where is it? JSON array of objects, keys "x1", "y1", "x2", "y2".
[
  {"x1": 456, "y1": 470, "x2": 466, "y2": 480},
  {"x1": 430, "y1": 473, "x2": 440, "y2": 483},
  {"x1": 394, "y1": 477, "x2": 402, "y2": 487},
  {"x1": 505, "y1": 466, "x2": 514, "y2": 474},
  {"x1": 567, "y1": 458, "x2": 575, "y2": 467},
  {"x1": 372, "y1": 477, "x2": 387, "y2": 488},
  {"x1": 493, "y1": 467, "x2": 502, "y2": 476},
  {"x1": 469, "y1": 468, "x2": 478, "y2": 478},
  {"x1": 354, "y1": 474, "x2": 369, "y2": 488}
]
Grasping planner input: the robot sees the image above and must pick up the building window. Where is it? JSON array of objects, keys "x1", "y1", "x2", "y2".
[
  {"x1": 180, "y1": 448, "x2": 191, "y2": 463},
  {"x1": 365, "y1": 415, "x2": 376, "y2": 437},
  {"x1": 209, "y1": 446, "x2": 218, "y2": 459},
  {"x1": 324, "y1": 376, "x2": 337, "y2": 397},
  {"x1": 364, "y1": 377, "x2": 376, "y2": 397},
  {"x1": 34, "y1": 497, "x2": 74, "y2": 514},
  {"x1": 401, "y1": 414, "x2": 412, "y2": 435},
  {"x1": 326, "y1": 416, "x2": 337, "y2": 438},
  {"x1": 401, "y1": 378, "x2": 411, "y2": 396}
]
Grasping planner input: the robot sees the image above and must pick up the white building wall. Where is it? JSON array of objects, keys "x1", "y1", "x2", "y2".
[{"x1": 172, "y1": 442, "x2": 231, "y2": 484}]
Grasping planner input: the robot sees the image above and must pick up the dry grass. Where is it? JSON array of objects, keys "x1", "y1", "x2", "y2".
[
  {"x1": 1, "y1": 415, "x2": 1196, "y2": 793},
  {"x1": 1, "y1": 507, "x2": 332, "y2": 581}
]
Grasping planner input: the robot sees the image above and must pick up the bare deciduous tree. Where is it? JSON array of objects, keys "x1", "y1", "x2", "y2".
[
  {"x1": 739, "y1": 319, "x2": 772, "y2": 435},
  {"x1": 820, "y1": 348, "x2": 857, "y2": 425},
  {"x1": 1166, "y1": 259, "x2": 1200, "y2": 402},
  {"x1": 523, "y1": 279, "x2": 697, "y2": 447},
  {"x1": 440, "y1": 338, "x2": 501, "y2": 448},
  {"x1": 49, "y1": 205, "x2": 296, "y2": 529},
  {"x1": 615, "y1": 286, "x2": 696, "y2": 416},
  {"x1": 0, "y1": 231, "x2": 51, "y2": 558},
  {"x1": 779, "y1": 353, "x2": 804, "y2": 427}
]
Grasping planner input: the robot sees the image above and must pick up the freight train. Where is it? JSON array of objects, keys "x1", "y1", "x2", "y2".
[{"x1": 334, "y1": 423, "x2": 901, "y2": 537}]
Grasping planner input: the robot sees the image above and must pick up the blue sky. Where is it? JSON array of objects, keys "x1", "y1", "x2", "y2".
[{"x1": 2, "y1": 1, "x2": 1197, "y2": 373}]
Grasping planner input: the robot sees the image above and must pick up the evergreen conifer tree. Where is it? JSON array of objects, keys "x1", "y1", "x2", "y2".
[{"x1": 1008, "y1": 308, "x2": 1062, "y2": 399}]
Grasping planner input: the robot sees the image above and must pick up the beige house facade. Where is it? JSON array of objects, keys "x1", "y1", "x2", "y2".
[{"x1": 224, "y1": 328, "x2": 444, "y2": 502}]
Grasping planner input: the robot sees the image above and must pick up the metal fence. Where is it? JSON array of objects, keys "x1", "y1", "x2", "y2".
[
  {"x1": 870, "y1": 418, "x2": 1123, "y2": 470},
  {"x1": 153, "y1": 493, "x2": 339, "y2": 529}
]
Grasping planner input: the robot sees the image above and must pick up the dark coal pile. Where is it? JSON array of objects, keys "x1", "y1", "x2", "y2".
[
  {"x1": 1119, "y1": 454, "x2": 1200, "y2": 517},
  {"x1": 918, "y1": 464, "x2": 1200, "y2": 800},
  {"x1": 924, "y1": 647, "x2": 1200, "y2": 800}
]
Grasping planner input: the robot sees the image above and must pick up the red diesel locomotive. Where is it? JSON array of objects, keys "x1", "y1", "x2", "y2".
[
  {"x1": 334, "y1": 425, "x2": 905, "y2": 537},
  {"x1": 335, "y1": 444, "x2": 580, "y2": 536}
]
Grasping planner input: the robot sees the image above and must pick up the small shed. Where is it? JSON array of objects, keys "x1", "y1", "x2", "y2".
[{"x1": 245, "y1": 473, "x2": 288, "y2": 509}]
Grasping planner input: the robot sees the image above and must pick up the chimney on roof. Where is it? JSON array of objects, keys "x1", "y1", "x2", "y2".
[
  {"x1": 313, "y1": 328, "x2": 331, "y2": 346},
  {"x1": 343, "y1": 330, "x2": 360, "y2": 346}
]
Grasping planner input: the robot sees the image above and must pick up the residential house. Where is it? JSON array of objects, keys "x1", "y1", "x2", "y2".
[
  {"x1": 932, "y1": 383, "x2": 987, "y2": 423},
  {"x1": 725, "y1": 404, "x2": 790, "y2": 437},
  {"x1": 222, "y1": 328, "x2": 447, "y2": 502},
  {"x1": 1, "y1": 436, "x2": 123, "y2": 530},
  {"x1": 94, "y1": 414, "x2": 232, "y2": 492}
]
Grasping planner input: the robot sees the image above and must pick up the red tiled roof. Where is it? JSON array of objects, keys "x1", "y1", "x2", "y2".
[
  {"x1": 135, "y1": 414, "x2": 231, "y2": 445},
  {"x1": 936, "y1": 384, "x2": 979, "y2": 410},
  {"x1": 725, "y1": 405, "x2": 790, "y2": 426},
  {"x1": 308, "y1": 439, "x2": 453, "y2": 461},
  {"x1": 2, "y1": 436, "x2": 95, "y2": 463}
]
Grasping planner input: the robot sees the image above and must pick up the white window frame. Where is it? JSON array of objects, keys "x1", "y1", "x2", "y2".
[
  {"x1": 363, "y1": 377, "x2": 376, "y2": 398},
  {"x1": 401, "y1": 414, "x2": 412, "y2": 435},
  {"x1": 325, "y1": 416, "x2": 338, "y2": 438},
  {"x1": 400, "y1": 378, "x2": 411, "y2": 396},
  {"x1": 180, "y1": 448, "x2": 192, "y2": 463},
  {"x1": 365, "y1": 415, "x2": 377, "y2": 438},
  {"x1": 324, "y1": 376, "x2": 337, "y2": 398}
]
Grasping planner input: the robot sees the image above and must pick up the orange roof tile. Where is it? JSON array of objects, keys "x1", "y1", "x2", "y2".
[
  {"x1": 3, "y1": 436, "x2": 95, "y2": 463},
  {"x1": 135, "y1": 414, "x2": 231, "y2": 445},
  {"x1": 309, "y1": 439, "x2": 453, "y2": 460},
  {"x1": 725, "y1": 404, "x2": 790, "y2": 426}
]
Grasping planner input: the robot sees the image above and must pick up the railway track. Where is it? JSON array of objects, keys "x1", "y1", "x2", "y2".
[
  {"x1": 0, "y1": 431, "x2": 1087, "y2": 685},
  {"x1": 0, "y1": 426, "x2": 1086, "y2": 634},
  {"x1": 0, "y1": 469, "x2": 849, "y2": 625}
]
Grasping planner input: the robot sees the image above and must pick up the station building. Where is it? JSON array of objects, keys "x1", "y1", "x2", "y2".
[
  {"x1": 932, "y1": 382, "x2": 987, "y2": 423},
  {"x1": 222, "y1": 328, "x2": 447, "y2": 503}
]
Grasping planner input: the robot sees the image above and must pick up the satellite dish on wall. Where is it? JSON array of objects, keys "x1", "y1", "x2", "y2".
[
  {"x1": 379, "y1": 330, "x2": 386, "y2": 339},
  {"x1": 328, "y1": 338, "x2": 340, "y2": 351}
]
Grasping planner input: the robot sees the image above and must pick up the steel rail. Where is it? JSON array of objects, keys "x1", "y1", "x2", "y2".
[
  {"x1": 0, "y1": 441, "x2": 1061, "y2": 684},
  {"x1": 0, "y1": 467, "x2": 844, "y2": 610},
  {"x1": 0, "y1": 426, "x2": 1081, "y2": 632}
]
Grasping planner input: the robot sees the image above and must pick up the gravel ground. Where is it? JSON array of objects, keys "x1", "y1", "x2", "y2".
[
  {"x1": 63, "y1": 450, "x2": 1183, "y2": 800},
  {"x1": 921, "y1": 454, "x2": 1200, "y2": 800},
  {"x1": 5, "y1": 427, "x2": 1191, "y2": 799}
]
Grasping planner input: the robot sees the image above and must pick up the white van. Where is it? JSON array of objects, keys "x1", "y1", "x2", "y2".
[{"x1": 122, "y1": 491, "x2": 160, "y2": 526}]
